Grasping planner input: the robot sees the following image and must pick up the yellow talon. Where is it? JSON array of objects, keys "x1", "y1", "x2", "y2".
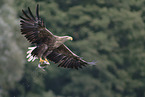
[
  {"x1": 39, "y1": 58, "x2": 44, "y2": 64},
  {"x1": 44, "y1": 58, "x2": 49, "y2": 63},
  {"x1": 39, "y1": 58, "x2": 50, "y2": 65},
  {"x1": 44, "y1": 58, "x2": 50, "y2": 65}
]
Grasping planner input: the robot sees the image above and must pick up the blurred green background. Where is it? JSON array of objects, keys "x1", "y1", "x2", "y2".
[{"x1": 0, "y1": 0, "x2": 145, "y2": 97}]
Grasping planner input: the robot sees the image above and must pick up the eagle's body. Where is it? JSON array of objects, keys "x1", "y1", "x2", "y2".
[{"x1": 20, "y1": 4, "x2": 95, "y2": 69}]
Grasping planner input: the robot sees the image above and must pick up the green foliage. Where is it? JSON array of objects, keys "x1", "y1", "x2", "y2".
[
  {"x1": 0, "y1": 0, "x2": 145, "y2": 97},
  {"x1": 0, "y1": 0, "x2": 25, "y2": 96}
]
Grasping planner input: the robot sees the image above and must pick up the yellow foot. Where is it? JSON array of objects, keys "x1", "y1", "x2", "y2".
[
  {"x1": 44, "y1": 58, "x2": 50, "y2": 65},
  {"x1": 39, "y1": 58, "x2": 50, "y2": 65},
  {"x1": 39, "y1": 58, "x2": 44, "y2": 64}
]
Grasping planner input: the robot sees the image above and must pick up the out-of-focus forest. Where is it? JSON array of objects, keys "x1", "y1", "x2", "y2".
[{"x1": 0, "y1": 0, "x2": 145, "y2": 97}]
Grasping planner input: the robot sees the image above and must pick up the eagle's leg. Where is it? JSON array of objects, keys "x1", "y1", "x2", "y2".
[
  {"x1": 38, "y1": 58, "x2": 49, "y2": 71},
  {"x1": 39, "y1": 58, "x2": 50, "y2": 65}
]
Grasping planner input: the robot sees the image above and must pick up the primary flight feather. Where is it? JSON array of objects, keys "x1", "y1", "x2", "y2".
[{"x1": 20, "y1": 4, "x2": 95, "y2": 69}]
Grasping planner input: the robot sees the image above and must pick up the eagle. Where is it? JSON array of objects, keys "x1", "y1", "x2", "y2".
[{"x1": 20, "y1": 4, "x2": 95, "y2": 69}]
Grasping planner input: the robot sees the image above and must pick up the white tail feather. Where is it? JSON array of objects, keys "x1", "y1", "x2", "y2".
[
  {"x1": 26, "y1": 54, "x2": 31, "y2": 58},
  {"x1": 26, "y1": 46, "x2": 38, "y2": 62},
  {"x1": 28, "y1": 46, "x2": 37, "y2": 50},
  {"x1": 28, "y1": 56, "x2": 34, "y2": 62},
  {"x1": 32, "y1": 56, "x2": 38, "y2": 62}
]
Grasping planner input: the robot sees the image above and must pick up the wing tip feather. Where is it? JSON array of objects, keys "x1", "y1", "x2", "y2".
[
  {"x1": 36, "y1": 5, "x2": 39, "y2": 19},
  {"x1": 87, "y1": 61, "x2": 97, "y2": 66}
]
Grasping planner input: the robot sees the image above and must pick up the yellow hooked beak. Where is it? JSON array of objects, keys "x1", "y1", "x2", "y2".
[
  {"x1": 68, "y1": 37, "x2": 73, "y2": 41},
  {"x1": 70, "y1": 37, "x2": 73, "y2": 41}
]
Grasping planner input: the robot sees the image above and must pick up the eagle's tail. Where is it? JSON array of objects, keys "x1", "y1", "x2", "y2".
[{"x1": 26, "y1": 46, "x2": 38, "y2": 62}]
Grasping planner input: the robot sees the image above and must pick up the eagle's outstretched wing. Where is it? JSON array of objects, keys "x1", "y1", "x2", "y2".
[
  {"x1": 47, "y1": 44, "x2": 89, "y2": 69},
  {"x1": 20, "y1": 4, "x2": 54, "y2": 45}
]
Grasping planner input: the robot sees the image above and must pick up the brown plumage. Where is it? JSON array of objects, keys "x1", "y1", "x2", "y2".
[{"x1": 20, "y1": 4, "x2": 95, "y2": 69}]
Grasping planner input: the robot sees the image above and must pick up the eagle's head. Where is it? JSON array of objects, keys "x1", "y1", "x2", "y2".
[
  {"x1": 61, "y1": 36, "x2": 73, "y2": 41},
  {"x1": 66, "y1": 36, "x2": 73, "y2": 41},
  {"x1": 56, "y1": 36, "x2": 73, "y2": 44}
]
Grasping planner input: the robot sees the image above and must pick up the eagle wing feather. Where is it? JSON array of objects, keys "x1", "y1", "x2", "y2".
[
  {"x1": 47, "y1": 44, "x2": 88, "y2": 69},
  {"x1": 20, "y1": 4, "x2": 54, "y2": 45}
]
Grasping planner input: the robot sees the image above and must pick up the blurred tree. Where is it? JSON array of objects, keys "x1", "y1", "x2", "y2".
[{"x1": 0, "y1": 0, "x2": 25, "y2": 97}]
